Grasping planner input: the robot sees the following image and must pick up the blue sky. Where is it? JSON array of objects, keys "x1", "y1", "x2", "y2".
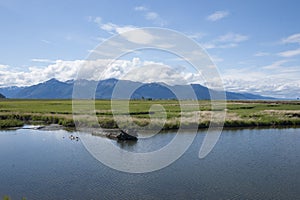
[{"x1": 0, "y1": 0, "x2": 300, "y2": 98}]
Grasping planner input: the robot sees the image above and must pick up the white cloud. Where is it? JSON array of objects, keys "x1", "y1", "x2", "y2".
[
  {"x1": 216, "y1": 33, "x2": 249, "y2": 43},
  {"x1": 222, "y1": 60, "x2": 300, "y2": 98},
  {"x1": 121, "y1": 29, "x2": 156, "y2": 44},
  {"x1": 278, "y1": 48, "x2": 300, "y2": 57},
  {"x1": 145, "y1": 12, "x2": 166, "y2": 26},
  {"x1": 254, "y1": 52, "x2": 270, "y2": 57},
  {"x1": 261, "y1": 60, "x2": 289, "y2": 69},
  {"x1": 133, "y1": 6, "x2": 166, "y2": 26},
  {"x1": 89, "y1": 17, "x2": 136, "y2": 35},
  {"x1": 187, "y1": 32, "x2": 206, "y2": 40},
  {"x1": 89, "y1": 17, "x2": 161, "y2": 45},
  {"x1": 100, "y1": 22, "x2": 136, "y2": 34},
  {"x1": 145, "y1": 12, "x2": 159, "y2": 20},
  {"x1": 0, "y1": 64, "x2": 9, "y2": 69},
  {"x1": 207, "y1": 11, "x2": 229, "y2": 21},
  {"x1": 0, "y1": 59, "x2": 104, "y2": 87},
  {"x1": 41, "y1": 39, "x2": 52, "y2": 44},
  {"x1": 134, "y1": 6, "x2": 148, "y2": 11},
  {"x1": 93, "y1": 17, "x2": 102, "y2": 26},
  {"x1": 218, "y1": 43, "x2": 238, "y2": 49},
  {"x1": 210, "y1": 55, "x2": 224, "y2": 63},
  {"x1": 31, "y1": 58, "x2": 56, "y2": 63},
  {"x1": 278, "y1": 33, "x2": 300, "y2": 58},
  {"x1": 0, "y1": 58, "x2": 202, "y2": 87},
  {"x1": 98, "y1": 58, "x2": 203, "y2": 85},
  {"x1": 282, "y1": 33, "x2": 300, "y2": 44},
  {"x1": 201, "y1": 43, "x2": 216, "y2": 49},
  {"x1": 223, "y1": 77, "x2": 300, "y2": 99},
  {"x1": 1, "y1": 57, "x2": 299, "y2": 98},
  {"x1": 122, "y1": 64, "x2": 191, "y2": 85},
  {"x1": 201, "y1": 32, "x2": 248, "y2": 49},
  {"x1": 0, "y1": 59, "x2": 136, "y2": 86}
]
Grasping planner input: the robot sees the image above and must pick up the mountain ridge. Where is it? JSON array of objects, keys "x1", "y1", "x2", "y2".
[{"x1": 0, "y1": 78, "x2": 275, "y2": 100}]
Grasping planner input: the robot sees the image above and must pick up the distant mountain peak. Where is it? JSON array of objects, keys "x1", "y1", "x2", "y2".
[
  {"x1": 0, "y1": 78, "x2": 275, "y2": 100},
  {"x1": 65, "y1": 79, "x2": 75, "y2": 84},
  {"x1": 99, "y1": 78, "x2": 118, "y2": 83},
  {"x1": 45, "y1": 78, "x2": 60, "y2": 83}
]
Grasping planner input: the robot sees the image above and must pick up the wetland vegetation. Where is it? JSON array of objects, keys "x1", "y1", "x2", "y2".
[{"x1": 0, "y1": 99, "x2": 300, "y2": 130}]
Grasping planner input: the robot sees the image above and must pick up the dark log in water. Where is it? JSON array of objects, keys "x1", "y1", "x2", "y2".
[{"x1": 106, "y1": 129, "x2": 138, "y2": 141}]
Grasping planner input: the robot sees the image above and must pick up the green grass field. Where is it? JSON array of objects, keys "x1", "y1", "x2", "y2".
[{"x1": 0, "y1": 99, "x2": 300, "y2": 129}]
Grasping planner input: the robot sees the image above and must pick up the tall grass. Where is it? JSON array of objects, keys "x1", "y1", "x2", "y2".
[
  {"x1": 0, "y1": 119, "x2": 24, "y2": 128},
  {"x1": 0, "y1": 99, "x2": 300, "y2": 129}
]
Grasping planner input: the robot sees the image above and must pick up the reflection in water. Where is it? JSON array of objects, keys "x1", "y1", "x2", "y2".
[
  {"x1": 116, "y1": 139, "x2": 137, "y2": 149},
  {"x1": 113, "y1": 131, "x2": 176, "y2": 153}
]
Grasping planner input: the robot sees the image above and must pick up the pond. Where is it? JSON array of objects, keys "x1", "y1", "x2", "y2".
[{"x1": 0, "y1": 127, "x2": 299, "y2": 199}]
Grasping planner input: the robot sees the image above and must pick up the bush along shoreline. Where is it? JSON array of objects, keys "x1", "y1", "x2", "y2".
[{"x1": 0, "y1": 114, "x2": 74, "y2": 129}]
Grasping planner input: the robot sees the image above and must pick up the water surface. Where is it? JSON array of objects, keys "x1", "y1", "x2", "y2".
[{"x1": 0, "y1": 128, "x2": 299, "y2": 199}]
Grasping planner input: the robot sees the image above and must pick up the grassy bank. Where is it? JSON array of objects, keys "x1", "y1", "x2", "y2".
[{"x1": 0, "y1": 99, "x2": 300, "y2": 129}]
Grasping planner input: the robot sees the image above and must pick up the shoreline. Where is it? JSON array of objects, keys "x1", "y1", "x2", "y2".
[{"x1": 1, "y1": 122, "x2": 300, "y2": 133}]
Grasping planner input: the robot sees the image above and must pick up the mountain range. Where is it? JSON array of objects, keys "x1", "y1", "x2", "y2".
[{"x1": 0, "y1": 78, "x2": 275, "y2": 100}]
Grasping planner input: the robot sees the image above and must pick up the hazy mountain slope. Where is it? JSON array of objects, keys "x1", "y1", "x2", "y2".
[{"x1": 0, "y1": 78, "x2": 275, "y2": 100}]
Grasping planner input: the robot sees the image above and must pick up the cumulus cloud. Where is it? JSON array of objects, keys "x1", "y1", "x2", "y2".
[
  {"x1": 206, "y1": 11, "x2": 229, "y2": 21},
  {"x1": 2, "y1": 57, "x2": 299, "y2": 98},
  {"x1": 0, "y1": 64, "x2": 9, "y2": 69},
  {"x1": 89, "y1": 16, "x2": 136, "y2": 35},
  {"x1": 222, "y1": 60, "x2": 300, "y2": 98},
  {"x1": 122, "y1": 64, "x2": 188, "y2": 85},
  {"x1": 0, "y1": 60, "x2": 84, "y2": 87},
  {"x1": 223, "y1": 78, "x2": 300, "y2": 99},
  {"x1": 100, "y1": 22, "x2": 136, "y2": 35},
  {"x1": 96, "y1": 58, "x2": 204, "y2": 85},
  {"x1": 0, "y1": 58, "x2": 204, "y2": 87}
]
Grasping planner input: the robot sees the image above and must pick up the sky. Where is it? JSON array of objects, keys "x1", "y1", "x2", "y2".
[{"x1": 0, "y1": 0, "x2": 300, "y2": 98}]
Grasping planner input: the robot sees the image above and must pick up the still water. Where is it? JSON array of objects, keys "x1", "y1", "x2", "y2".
[{"x1": 0, "y1": 128, "x2": 299, "y2": 199}]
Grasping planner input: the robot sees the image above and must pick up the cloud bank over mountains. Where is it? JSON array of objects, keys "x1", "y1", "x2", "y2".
[
  {"x1": 0, "y1": 56, "x2": 299, "y2": 99},
  {"x1": 0, "y1": 58, "x2": 202, "y2": 87}
]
